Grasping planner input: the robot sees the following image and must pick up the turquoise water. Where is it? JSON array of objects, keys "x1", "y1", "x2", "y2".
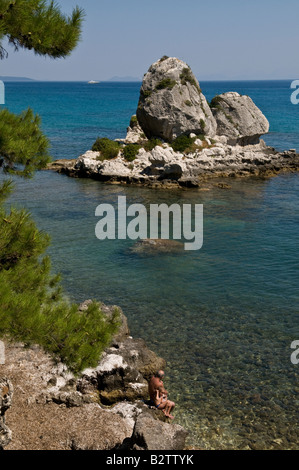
[{"x1": 3, "y1": 81, "x2": 299, "y2": 449}]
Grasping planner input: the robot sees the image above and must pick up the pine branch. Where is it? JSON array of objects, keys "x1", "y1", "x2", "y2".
[{"x1": 0, "y1": 0, "x2": 85, "y2": 58}]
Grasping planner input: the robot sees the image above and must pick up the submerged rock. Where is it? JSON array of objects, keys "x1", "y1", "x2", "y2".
[
  {"x1": 136, "y1": 56, "x2": 217, "y2": 141},
  {"x1": 210, "y1": 92, "x2": 269, "y2": 145},
  {"x1": 130, "y1": 239, "x2": 185, "y2": 255}
]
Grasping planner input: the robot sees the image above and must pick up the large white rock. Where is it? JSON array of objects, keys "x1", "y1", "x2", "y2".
[
  {"x1": 210, "y1": 92, "x2": 269, "y2": 145},
  {"x1": 136, "y1": 56, "x2": 217, "y2": 141}
]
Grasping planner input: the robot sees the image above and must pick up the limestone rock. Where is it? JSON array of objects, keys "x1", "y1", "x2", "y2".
[
  {"x1": 136, "y1": 56, "x2": 217, "y2": 141},
  {"x1": 78, "y1": 337, "x2": 166, "y2": 405},
  {"x1": 210, "y1": 92, "x2": 269, "y2": 145},
  {"x1": 125, "y1": 115, "x2": 146, "y2": 144},
  {"x1": 131, "y1": 413, "x2": 188, "y2": 450}
]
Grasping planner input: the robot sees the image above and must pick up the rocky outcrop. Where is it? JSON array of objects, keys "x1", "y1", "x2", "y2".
[
  {"x1": 48, "y1": 141, "x2": 299, "y2": 189},
  {"x1": 210, "y1": 92, "x2": 270, "y2": 145},
  {"x1": 46, "y1": 56, "x2": 299, "y2": 188},
  {"x1": 0, "y1": 302, "x2": 186, "y2": 451},
  {"x1": 136, "y1": 56, "x2": 217, "y2": 141},
  {"x1": 124, "y1": 115, "x2": 145, "y2": 144},
  {"x1": 77, "y1": 336, "x2": 165, "y2": 406},
  {"x1": 131, "y1": 412, "x2": 188, "y2": 451}
]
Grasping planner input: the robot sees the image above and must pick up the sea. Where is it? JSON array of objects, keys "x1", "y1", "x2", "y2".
[{"x1": 2, "y1": 80, "x2": 299, "y2": 449}]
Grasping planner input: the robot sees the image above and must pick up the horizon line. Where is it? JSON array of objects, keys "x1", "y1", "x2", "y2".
[{"x1": 2, "y1": 78, "x2": 297, "y2": 83}]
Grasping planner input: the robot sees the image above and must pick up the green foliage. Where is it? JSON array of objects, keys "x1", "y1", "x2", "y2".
[
  {"x1": 170, "y1": 134, "x2": 212, "y2": 154},
  {"x1": 129, "y1": 115, "x2": 138, "y2": 128},
  {"x1": 155, "y1": 78, "x2": 177, "y2": 91},
  {"x1": 92, "y1": 137, "x2": 121, "y2": 160},
  {"x1": 159, "y1": 55, "x2": 169, "y2": 62},
  {"x1": 0, "y1": 0, "x2": 84, "y2": 59},
  {"x1": 184, "y1": 100, "x2": 192, "y2": 107},
  {"x1": 209, "y1": 95, "x2": 223, "y2": 109},
  {"x1": 0, "y1": 2, "x2": 120, "y2": 373},
  {"x1": 171, "y1": 134, "x2": 196, "y2": 153},
  {"x1": 0, "y1": 108, "x2": 51, "y2": 176},
  {"x1": 180, "y1": 68, "x2": 201, "y2": 93},
  {"x1": 123, "y1": 143, "x2": 141, "y2": 162},
  {"x1": 0, "y1": 189, "x2": 120, "y2": 373},
  {"x1": 143, "y1": 138, "x2": 163, "y2": 152},
  {"x1": 200, "y1": 119, "x2": 206, "y2": 131},
  {"x1": 141, "y1": 89, "x2": 152, "y2": 99}
]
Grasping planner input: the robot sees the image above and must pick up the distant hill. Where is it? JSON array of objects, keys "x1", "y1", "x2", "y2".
[
  {"x1": 0, "y1": 76, "x2": 35, "y2": 82},
  {"x1": 108, "y1": 76, "x2": 141, "y2": 82}
]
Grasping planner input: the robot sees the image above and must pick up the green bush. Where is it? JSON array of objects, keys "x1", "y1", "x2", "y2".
[
  {"x1": 180, "y1": 68, "x2": 202, "y2": 93},
  {"x1": 92, "y1": 137, "x2": 120, "y2": 160},
  {"x1": 209, "y1": 96, "x2": 223, "y2": 109},
  {"x1": 123, "y1": 144, "x2": 141, "y2": 162},
  {"x1": 155, "y1": 78, "x2": 177, "y2": 91},
  {"x1": 141, "y1": 89, "x2": 152, "y2": 99},
  {"x1": 143, "y1": 138, "x2": 163, "y2": 151},
  {"x1": 171, "y1": 135, "x2": 195, "y2": 153},
  {"x1": 130, "y1": 115, "x2": 138, "y2": 128}
]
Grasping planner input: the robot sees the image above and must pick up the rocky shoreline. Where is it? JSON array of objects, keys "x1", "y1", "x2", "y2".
[
  {"x1": 47, "y1": 140, "x2": 299, "y2": 190},
  {"x1": 0, "y1": 301, "x2": 188, "y2": 450}
]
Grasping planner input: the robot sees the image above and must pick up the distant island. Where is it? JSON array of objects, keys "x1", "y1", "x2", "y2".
[
  {"x1": 0, "y1": 76, "x2": 35, "y2": 82},
  {"x1": 108, "y1": 76, "x2": 141, "y2": 82}
]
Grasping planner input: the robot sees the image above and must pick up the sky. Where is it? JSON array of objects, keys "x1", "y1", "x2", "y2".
[{"x1": 1, "y1": 0, "x2": 299, "y2": 81}]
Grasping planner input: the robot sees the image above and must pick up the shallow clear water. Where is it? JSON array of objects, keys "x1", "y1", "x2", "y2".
[{"x1": 3, "y1": 80, "x2": 299, "y2": 449}]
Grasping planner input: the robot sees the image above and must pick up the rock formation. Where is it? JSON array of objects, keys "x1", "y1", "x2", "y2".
[
  {"x1": 0, "y1": 302, "x2": 188, "y2": 451},
  {"x1": 46, "y1": 56, "x2": 299, "y2": 188},
  {"x1": 210, "y1": 92, "x2": 270, "y2": 145},
  {"x1": 136, "y1": 56, "x2": 217, "y2": 141}
]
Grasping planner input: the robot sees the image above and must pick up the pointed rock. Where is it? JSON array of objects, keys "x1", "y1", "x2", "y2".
[{"x1": 136, "y1": 56, "x2": 217, "y2": 142}]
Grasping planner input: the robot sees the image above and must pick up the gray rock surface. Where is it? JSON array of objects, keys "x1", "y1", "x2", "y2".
[
  {"x1": 210, "y1": 92, "x2": 269, "y2": 145},
  {"x1": 131, "y1": 413, "x2": 188, "y2": 450},
  {"x1": 50, "y1": 140, "x2": 299, "y2": 188},
  {"x1": 136, "y1": 56, "x2": 217, "y2": 141},
  {"x1": 78, "y1": 336, "x2": 166, "y2": 405}
]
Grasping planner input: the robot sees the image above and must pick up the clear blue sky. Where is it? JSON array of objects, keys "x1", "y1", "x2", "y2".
[{"x1": 1, "y1": 0, "x2": 299, "y2": 81}]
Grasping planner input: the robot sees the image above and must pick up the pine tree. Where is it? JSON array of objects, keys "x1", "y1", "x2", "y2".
[{"x1": 0, "y1": 2, "x2": 120, "y2": 373}]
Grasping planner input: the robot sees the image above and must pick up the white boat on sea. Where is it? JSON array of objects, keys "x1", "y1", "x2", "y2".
[{"x1": 88, "y1": 80, "x2": 100, "y2": 84}]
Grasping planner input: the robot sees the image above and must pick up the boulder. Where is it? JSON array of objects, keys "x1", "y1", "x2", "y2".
[
  {"x1": 210, "y1": 92, "x2": 269, "y2": 145},
  {"x1": 131, "y1": 413, "x2": 188, "y2": 450},
  {"x1": 136, "y1": 56, "x2": 217, "y2": 141}
]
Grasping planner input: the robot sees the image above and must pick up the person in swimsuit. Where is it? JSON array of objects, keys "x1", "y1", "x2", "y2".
[{"x1": 148, "y1": 370, "x2": 175, "y2": 419}]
